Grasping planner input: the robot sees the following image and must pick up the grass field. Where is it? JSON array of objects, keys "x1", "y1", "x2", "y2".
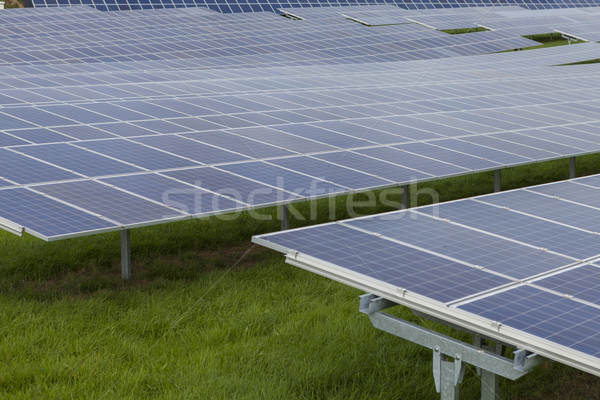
[{"x1": 2, "y1": 155, "x2": 600, "y2": 399}]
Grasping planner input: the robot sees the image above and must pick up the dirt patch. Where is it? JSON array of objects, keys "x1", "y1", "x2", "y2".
[{"x1": 4, "y1": 0, "x2": 24, "y2": 8}]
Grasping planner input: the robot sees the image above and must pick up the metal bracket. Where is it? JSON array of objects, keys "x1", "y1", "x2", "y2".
[
  {"x1": 359, "y1": 294, "x2": 544, "y2": 399},
  {"x1": 0, "y1": 216, "x2": 24, "y2": 237}
]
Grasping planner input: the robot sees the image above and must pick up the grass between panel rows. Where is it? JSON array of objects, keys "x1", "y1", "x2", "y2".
[{"x1": 2, "y1": 155, "x2": 600, "y2": 399}]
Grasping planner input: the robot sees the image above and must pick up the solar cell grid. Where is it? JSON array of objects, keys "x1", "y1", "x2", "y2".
[
  {"x1": 0, "y1": 187, "x2": 117, "y2": 239},
  {"x1": 254, "y1": 172, "x2": 600, "y2": 376},
  {"x1": 34, "y1": 179, "x2": 187, "y2": 225}
]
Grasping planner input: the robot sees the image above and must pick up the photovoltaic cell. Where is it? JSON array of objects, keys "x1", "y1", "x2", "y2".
[
  {"x1": 258, "y1": 223, "x2": 511, "y2": 303},
  {"x1": 269, "y1": 156, "x2": 392, "y2": 190},
  {"x1": 34, "y1": 180, "x2": 185, "y2": 225},
  {"x1": 5, "y1": 128, "x2": 72, "y2": 144},
  {"x1": 312, "y1": 151, "x2": 431, "y2": 182},
  {"x1": 0, "y1": 187, "x2": 116, "y2": 238},
  {"x1": 218, "y1": 161, "x2": 348, "y2": 196},
  {"x1": 421, "y1": 199, "x2": 600, "y2": 260},
  {"x1": 15, "y1": 143, "x2": 144, "y2": 177},
  {"x1": 182, "y1": 131, "x2": 295, "y2": 159},
  {"x1": 459, "y1": 285, "x2": 600, "y2": 357},
  {"x1": 163, "y1": 167, "x2": 298, "y2": 206},
  {"x1": 76, "y1": 139, "x2": 200, "y2": 170},
  {"x1": 528, "y1": 181, "x2": 600, "y2": 209},
  {"x1": 355, "y1": 146, "x2": 469, "y2": 177},
  {"x1": 132, "y1": 135, "x2": 251, "y2": 165},
  {"x1": 101, "y1": 173, "x2": 243, "y2": 215},
  {"x1": 343, "y1": 211, "x2": 573, "y2": 279},
  {"x1": 0, "y1": 149, "x2": 80, "y2": 184},
  {"x1": 534, "y1": 264, "x2": 600, "y2": 305}
]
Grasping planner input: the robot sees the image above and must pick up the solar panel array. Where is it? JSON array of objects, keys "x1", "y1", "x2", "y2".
[
  {"x1": 23, "y1": 0, "x2": 600, "y2": 13},
  {"x1": 254, "y1": 174, "x2": 600, "y2": 376},
  {"x1": 0, "y1": 7, "x2": 538, "y2": 68},
  {"x1": 2, "y1": 6, "x2": 600, "y2": 241}
]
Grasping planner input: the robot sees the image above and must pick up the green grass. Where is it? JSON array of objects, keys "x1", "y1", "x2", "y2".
[
  {"x1": 517, "y1": 32, "x2": 584, "y2": 51},
  {"x1": 441, "y1": 27, "x2": 489, "y2": 34},
  {"x1": 2, "y1": 155, "x2": 600, "y2": 398}
]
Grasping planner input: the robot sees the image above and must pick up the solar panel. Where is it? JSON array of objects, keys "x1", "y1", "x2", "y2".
[
  {"x1": 2, "y1": 7, "x2": 600, "y2": 243},
  {"x1": 23, "y1": 0, "x2": 600, "y2": 12},
  {"x1": 254, "y1": 173, "x2": 600, "y2": 377}
]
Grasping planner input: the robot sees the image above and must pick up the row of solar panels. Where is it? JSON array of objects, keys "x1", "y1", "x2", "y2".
[
  {"x1": 1, "y1": 6, "x2": 600, "y2": 242},
  {"x1": 254, "y1": 174, "x2": 600, "y2": 375},
  {"x1": 3, "y1": 59, "x2": 600, "y2": 239},
  {"x1": 22, "y1": 0, "x2": 600, "y2": 13},
  {"x1": 0, "y1": 6, "x2": 540, "y2": 68}
]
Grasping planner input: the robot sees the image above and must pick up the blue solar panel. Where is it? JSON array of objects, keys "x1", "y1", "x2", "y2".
[
  {"x1": 5, "y1": 128, "x2": 73, "y2": 144},
  {"x1": 163, "y1": 167, "x2": 298, "y2": 206},
  {"x1": 16, "y1": 143, "x2": 144, "y2": 177},
  {"x1": 269, "y1": 156, "x2": 392, "y2": 190},
  {"x1": 132, "y1": 135, "x2": 251, "y2": 165},
  {"x1": 392, "y1": 142, "x2": 502, "y2": 171},
  {"x1": 34, "y1": 180, "x2": 186, "y2": 225},
  {"x1": 355, "y1": 146, "x2": 470, "y2": 177},
  {"x1": 421, "y1": 199, "x2": 600, "y2": 259},
  {"x1": 182, "y1": 131, "x2": 295, "y2": 158},
  {"x1": 218, "y1": 161, "x2": 348, "y2": 196},
  {"x1": 0, "y1": 149, "x2": 80, "y2": 184},
  {"x1": 101, "y1": 173, "x2": 243, "y2": 215},
  {"x1": 534, "y1": 264, "x2": 600, "y2": 305},
  {"x1": 477, "y1": 189, "x2": 600, "y2": 234},
  {"x1": 0, "y1": 133, "x2": 28, "y2": 147},
  {"x1": 77, "y1": 139, "x2": 200, "y2": 170},
  {"x1": 258, "y1": 223, "x2": 511, "y2": 303},
  {"x1": 28, "y1": 1, "x2": 596, "y2": 14},
  {"x1": 0, "y1": 187, "x2": 116, "y2": 239},
  {"x1": 574, "y1": 175, "x2": 600, "y2": 188},
  {"x1": 37, "y1": 104, "x2": 118, "y2": 124},
  {"x1": 431, "y1": 138, "x2": 532, "y2": 165},
  {"x1": 529, "y1": 181, "x2": 600, "y2": 209},
  {"x1": 459, "y1": 285, "x2": 600, "y2": 357},
  {"x1": 343, "y1": 210, "x2": 573, "y2": 279},
  {"x1": 275, "y1": 124, "x2": 375, "y2": 148},
  {"x1": 230, "y1": 127, "x2": 338, "y2": 154},
  {"x1": 310, "y1": 120, "x2": 414, "y2": 144}
]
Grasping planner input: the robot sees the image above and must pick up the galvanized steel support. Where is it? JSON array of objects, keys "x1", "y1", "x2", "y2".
[
  {"x1": 359, "y1": 294, "x2": 542, "y2": 400},
  {"x1": 280, "y1": 204, "x2": 289, "y2": 231},
  {"x1": 121, "y1": 229, "x2": 131, "y2": 280},
  {"x1": 569, "y1": 157, "x2": 576, "y2": 179},
  {"x1": 494, "y1": 169, "x2": 501, "y2": 193},
  {"x1": 401, "y1": 185, "x2": 409, "y2": 209}
]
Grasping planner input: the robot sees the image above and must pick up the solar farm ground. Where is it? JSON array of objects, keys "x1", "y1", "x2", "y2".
[{"x1": 1, "y1": 153, "x2": 600, "y2": 399}]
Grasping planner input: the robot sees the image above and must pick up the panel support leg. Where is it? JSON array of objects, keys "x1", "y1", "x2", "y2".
[
  {"x1": 280, "y1": 204, "x2": 289, "y2": 231},
  {"x1": 434, "y1": 347, "x2": 464, "y2": 400},
  {"x1": 121, "y1": 229, "x2": 131, "y2": 280},
  {"x1": 494, "y1": 169, "x2": 501, "y2": 192},
  {"x1": 401, "y1": 185, "x2": 409, "y2": 209},
  {"x1": 357, "y1": 294, "x2": 545, "y2": 400},
  {"x1": 480, "y1": 342, "x2": 502, "y2": 400},
  {"x1": 569, "y1": 157, "x2": 576, "y2": 179}
]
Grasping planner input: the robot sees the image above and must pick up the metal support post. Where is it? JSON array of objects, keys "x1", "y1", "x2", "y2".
[
  {"x1": 401, "y1": 185, "x2": 409, "y2": 209},
  {"x1": 433, "y1": 347, "x2": 465, "y2": 400},
  {"x1": 359, "y1": 294, "x2": 544, "y2": 400},
  {"x1": 494, "y1": 169, "x2": 501, "y2": 193},
  {"x1": 121, "y1": 229, "x2": 131, "y2": 280},
  {"x1": 480, "y1": 342, "x2": 503, "y2": 400},
  {"x1": 280, "y1": 204, "x2": 289, "y2": 231},
  {"x1": 569, "y1": 157, "x2": 576, "y2": 179}
]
